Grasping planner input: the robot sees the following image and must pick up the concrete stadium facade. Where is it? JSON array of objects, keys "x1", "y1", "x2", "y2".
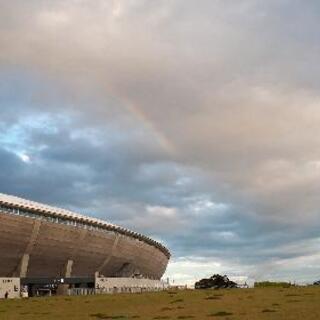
[{"x1": 0, "y1": 193, "x2": 170, "y2": 281}]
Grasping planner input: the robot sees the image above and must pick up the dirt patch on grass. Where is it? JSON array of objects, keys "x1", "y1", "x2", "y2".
[
  {"x1": 262, "y1": 309, "x2": 277, "y2": 313},
  {"x1": 208, "y1": 311, "x2": 233, "y2": 317},
  {"x1": 90, "y1": 313, "x2": 127, "y2": 319}
]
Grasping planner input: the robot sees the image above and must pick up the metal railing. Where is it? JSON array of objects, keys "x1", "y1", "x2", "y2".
[{"x1": 68, "y1": 286, "x2": 166, "y2": 296}]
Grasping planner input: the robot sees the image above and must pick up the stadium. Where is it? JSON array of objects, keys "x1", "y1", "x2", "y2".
[{"x1": 0, "y1": 193, "x2": 170, "y2": 296}]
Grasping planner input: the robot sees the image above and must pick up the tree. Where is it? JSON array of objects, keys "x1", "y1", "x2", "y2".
[{"x1": 195, "y1": 274, "x2": 238, "y2": 289}]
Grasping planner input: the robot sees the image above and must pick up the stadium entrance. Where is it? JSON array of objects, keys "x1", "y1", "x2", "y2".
[{"x1": 21, "y1": 277, "x2": 95, "y2": 297}]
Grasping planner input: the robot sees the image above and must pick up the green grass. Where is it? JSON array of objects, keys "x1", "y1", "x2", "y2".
[{"x1": 0, "y1": 286, "x2": 320, "y2": 319}]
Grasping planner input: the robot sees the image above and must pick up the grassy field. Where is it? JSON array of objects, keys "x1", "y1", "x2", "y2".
[{"x1": 0, "y1": 286, "x2": 320, "y2": 319}]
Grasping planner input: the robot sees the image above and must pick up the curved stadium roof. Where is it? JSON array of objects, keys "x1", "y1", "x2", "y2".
[{"x1": 0, "y1": 193, "x2": 170, "y2": 259}]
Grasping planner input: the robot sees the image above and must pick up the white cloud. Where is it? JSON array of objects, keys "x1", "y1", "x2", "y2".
[{"x1": 146, "y1": 205, "x2": 177, "y2": 217}]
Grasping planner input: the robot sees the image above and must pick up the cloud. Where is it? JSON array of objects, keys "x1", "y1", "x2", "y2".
[{"x1": 1, "y1": 0, "x2": 320, "y2": 283}]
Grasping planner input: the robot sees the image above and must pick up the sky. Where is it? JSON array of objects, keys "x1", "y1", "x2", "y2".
[{"x1": 1, "y1": 0, "x2": 320, "y2": 285}]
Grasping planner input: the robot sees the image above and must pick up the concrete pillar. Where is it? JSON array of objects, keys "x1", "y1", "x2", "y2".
[
  {"x1": 15, "y1": 254, "x2": 30, "y2": 278},
  {"x1": 63, "y1": 259, "x2": 74, "y2": 278},
  {"x1": 62, "y1": 229, "x2": 87, "y2": 279},
  {"x1": 97, "y1": 234, "x2": 120, "y2": 274},
  {"x1": 12, "y1": 220, "x2": 41, "y2": 278},
  {"x1": 25, "y1": 220, "x2": 41, "y2": 253},
  {"x1": 56, "y1": 259, "x2": 73, "y2": 296}
]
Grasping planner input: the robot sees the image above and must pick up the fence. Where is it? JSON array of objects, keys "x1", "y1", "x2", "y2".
[{"x1": 68, "y1": 286, "x2": 166, "y2": 296}]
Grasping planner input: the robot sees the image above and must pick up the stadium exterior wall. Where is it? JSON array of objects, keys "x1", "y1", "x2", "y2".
[{"x1": 0, "y1": 194, "x2": 170, "y2": 280}]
